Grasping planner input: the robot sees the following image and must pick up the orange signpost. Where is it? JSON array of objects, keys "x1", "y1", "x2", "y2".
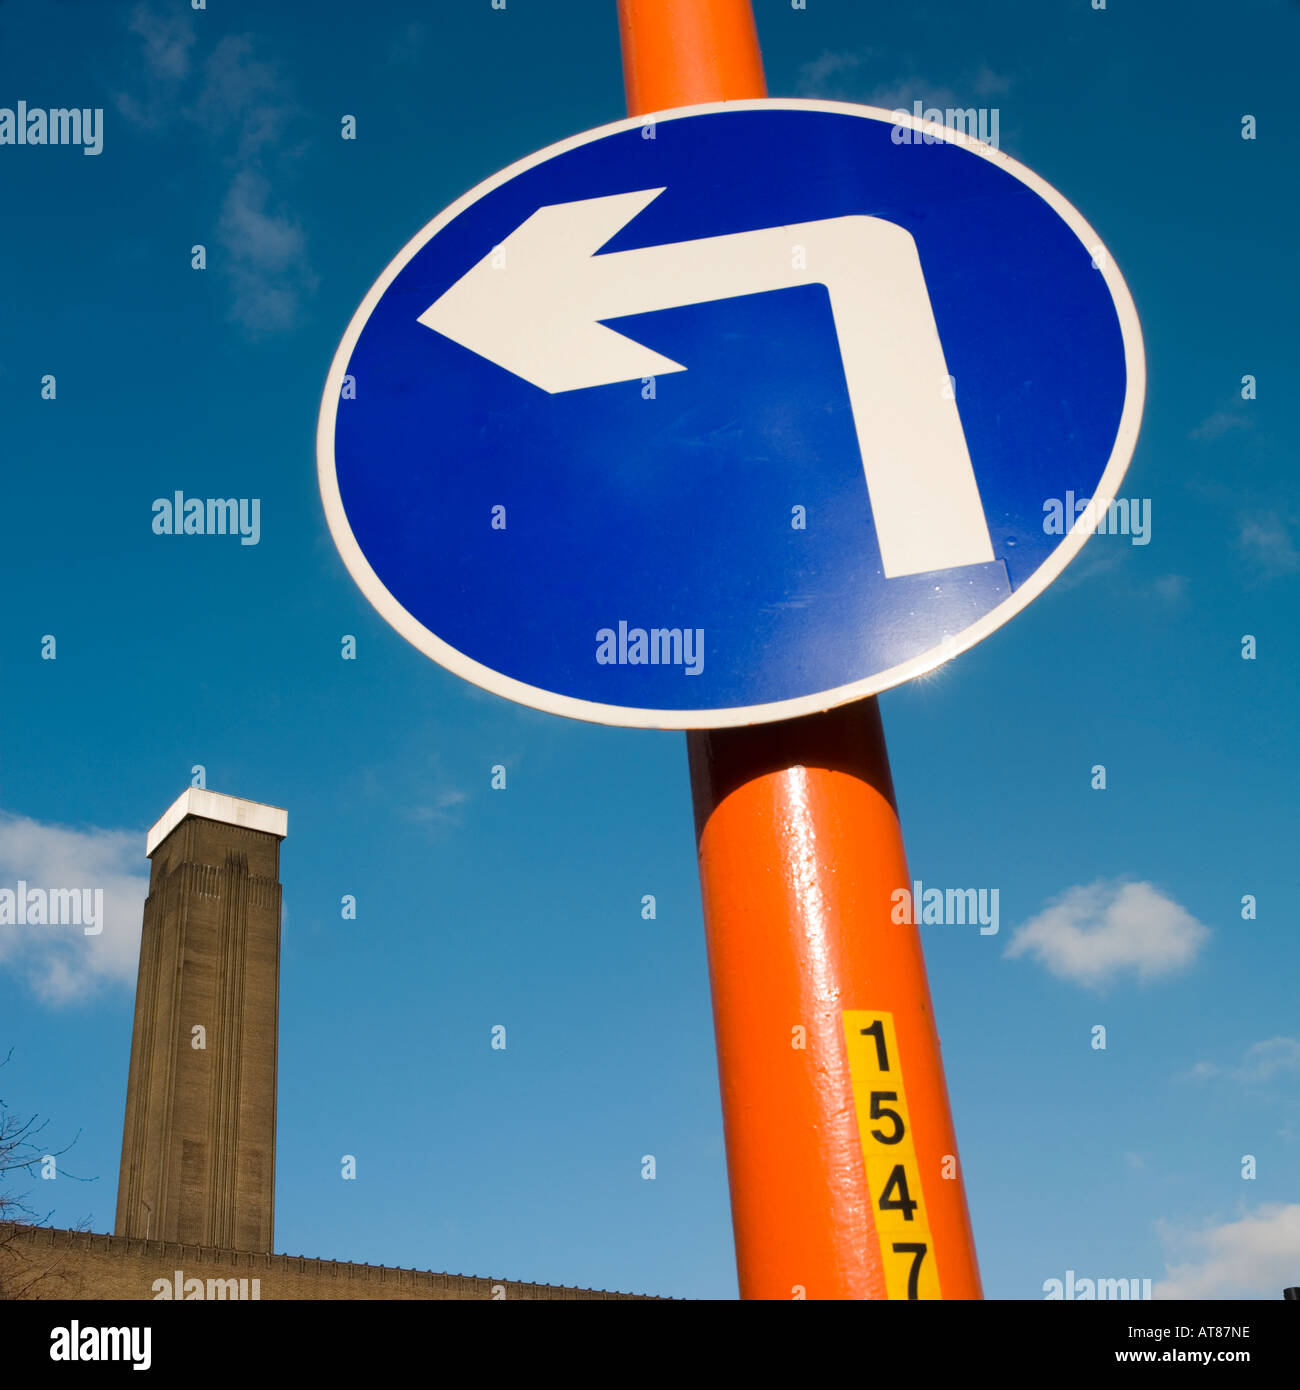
[{"x1": 617, "y1": 0, "x2": 983, "y2": 1300}]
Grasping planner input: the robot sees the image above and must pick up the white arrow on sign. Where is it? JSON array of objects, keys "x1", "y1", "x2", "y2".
[{"x1": 419, "y1": 187, "x2": 995, "y2": 579}]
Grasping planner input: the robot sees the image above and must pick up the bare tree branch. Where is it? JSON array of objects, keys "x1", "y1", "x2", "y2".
[{"x1": 0, "y1": 1049, "x2": 97, "y2": 1299}]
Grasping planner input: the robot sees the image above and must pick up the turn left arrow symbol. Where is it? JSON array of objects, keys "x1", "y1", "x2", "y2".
[{"x1": 419, "y1": 186, "x2": 995, "y2": 579}]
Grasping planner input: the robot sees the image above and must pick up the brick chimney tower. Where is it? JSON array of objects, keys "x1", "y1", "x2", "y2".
[{"x1": 114, "y1": 790, "x2": 287, "y2": 1252}]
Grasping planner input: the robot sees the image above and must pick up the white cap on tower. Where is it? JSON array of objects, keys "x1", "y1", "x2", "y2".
[{"x1": 146, "y1": 788, "x2": 288, "y2": 857}]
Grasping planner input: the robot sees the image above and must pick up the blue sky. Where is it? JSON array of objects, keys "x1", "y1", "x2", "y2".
[{"x1": 1, "y1": 0, "x2": 1297, "y2": 1300}]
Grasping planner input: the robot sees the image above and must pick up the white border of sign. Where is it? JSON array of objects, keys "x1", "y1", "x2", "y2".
[{"x1": 317, "y1": 98, "x2": 1145, "y2": 731}]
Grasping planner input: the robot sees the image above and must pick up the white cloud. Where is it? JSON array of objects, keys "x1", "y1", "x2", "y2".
[
  {"x1": 188, "y1": 34, "x2": 293, "y2": 157},
  {"x1": 219, "y1": 169, "x2": 305, "y2": 270},
  {"x1": 115, "y1": 9, "x2": 313, "y2": 336},
  {"x1": 865, "y1": 79, "x2": 966, "y2": 114},
  {"x1": 1151, "y1": 573, "x2": 1188, "y2": 602},
  {"x1": 1005, "y1": 880, "x2": 1210, "y2": 988},
  {"x1": 794, "y1": 49, "x2": 870, "y2": 98},
  {"x1": 869, "y1": 72, "x2": 1011, "y2": 117},
  {"x1": 1155, "y1": 1205, "x2": 1300, "y2": 1299},
  {"x1": 0, "y1": 812, "x2": 146, "y2": 1006},
  {"x1": 971, "y1": 65, "x2": 1012, "y2": 97},
  {"x1": 793, "y1": 50, "x2": 1011, "y2": 113},
  {"x1": 1052, "y1": 537, "x2": 1125, "y2": 589},
  {"x1": 409, "y1": 786, "x2": 470, "y2": 832},
  {"x1": 113, "y1": 4, "x2": 195, "y2": 128},
  {"x1": 1238, "y1": 516, "x2": 1300, "y2": 576},
  {"x1": 1189, "y1": 408, "x2": 1251, "y2": 441},
  {"x1": 129, "y1": 2, "x2": 194, "y2": 82},
  {"x1": 218, "y1": 170, "x2": 317, "y2": 335},
  {"x1": 1191, "y1": 1037, "x2": 1300, "y2": 1084}
]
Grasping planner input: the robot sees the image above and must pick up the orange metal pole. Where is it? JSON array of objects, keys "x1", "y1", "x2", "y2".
[
  {"x1": 618, "y1": 0, "x2": 766, "y2": 115},
  {"x1": 617, "y1": 0, "x2": 983, "y2": 1301}
]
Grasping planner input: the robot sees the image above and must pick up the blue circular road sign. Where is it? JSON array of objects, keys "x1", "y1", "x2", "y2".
[{"x1": 318, "y1": 99, "x2": 1144, "y2": 728}]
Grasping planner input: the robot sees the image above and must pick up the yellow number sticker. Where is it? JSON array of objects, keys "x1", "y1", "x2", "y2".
[{"x1": 843, "y1": 1009, "x2": 941, "y2": 1300}]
